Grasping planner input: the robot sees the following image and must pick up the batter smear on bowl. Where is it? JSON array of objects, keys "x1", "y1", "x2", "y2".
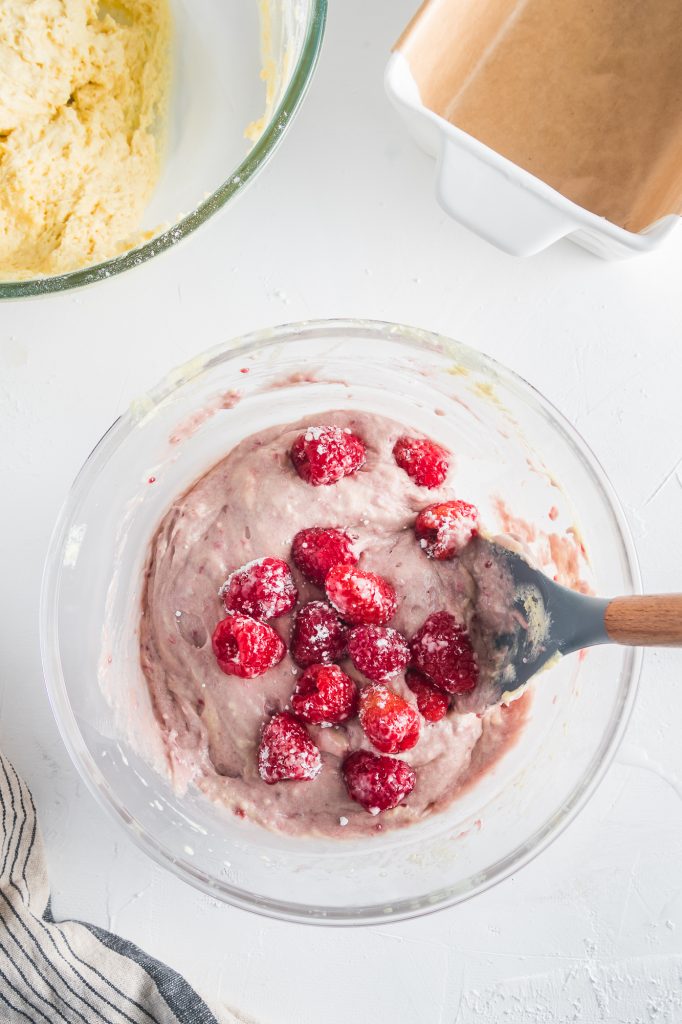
[{"x1": 140, "y1": 411, "x2": 547, "y2": 837}]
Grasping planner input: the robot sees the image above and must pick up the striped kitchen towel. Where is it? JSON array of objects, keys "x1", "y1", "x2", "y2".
[{"x1": 0, "y1": 750, "x2": 237, "y2": 1024}]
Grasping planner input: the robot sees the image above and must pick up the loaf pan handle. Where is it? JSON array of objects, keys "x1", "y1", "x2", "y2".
[{"x1": 436, "y1": 136, "x2": 574, "y2": 256}]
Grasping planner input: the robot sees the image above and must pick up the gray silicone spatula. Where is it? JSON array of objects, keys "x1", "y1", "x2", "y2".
[{"x1": 479, "y1": 538, "x2": 682, "y2": 702}]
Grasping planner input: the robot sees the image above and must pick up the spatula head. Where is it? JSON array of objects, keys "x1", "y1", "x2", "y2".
[{"x1": 469, "y1": 538, "x2": 607, "y2": 706}]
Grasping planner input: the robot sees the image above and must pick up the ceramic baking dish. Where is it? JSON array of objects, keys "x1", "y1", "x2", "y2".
[{"x1": 385, "y1": 0, "x2": 682, "y2": 259}]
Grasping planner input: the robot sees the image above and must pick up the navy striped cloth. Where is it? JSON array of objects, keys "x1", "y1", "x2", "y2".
[{"x1": 0, "y1": 751, "x2": 235, "y2": 1024}]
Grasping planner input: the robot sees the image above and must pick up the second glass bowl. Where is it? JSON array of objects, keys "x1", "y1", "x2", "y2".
[
  {"x1": 41, "y1": 319, "x2": 641, "y2": 924},
  {"x1": 1, "y1": 1, "x2": 326, "y2": 299}
]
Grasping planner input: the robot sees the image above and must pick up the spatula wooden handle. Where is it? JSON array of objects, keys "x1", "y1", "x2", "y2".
[{"x1": 604, "y1": 595, "x2": 682, "y2": 646}]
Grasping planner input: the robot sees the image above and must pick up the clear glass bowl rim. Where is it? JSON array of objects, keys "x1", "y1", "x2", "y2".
[
  {"x1": 40, "y1": 317, "x2": 643, "y2": 926},
  {"x1": 0, "y1": 1, "x2": 327, "y2": 300}
]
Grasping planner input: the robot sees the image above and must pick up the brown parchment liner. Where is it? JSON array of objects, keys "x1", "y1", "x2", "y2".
[{"x1": 396, "y1": 0, "x2": 682, "y2": 233}]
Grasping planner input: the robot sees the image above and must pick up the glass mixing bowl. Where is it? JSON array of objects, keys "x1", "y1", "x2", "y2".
[
  {"x1": 0, "y1": 1, "x2": 326, "y2": 299},
  {"x1": 41, "y1": 319, "x2": 641, "y2": 925}
]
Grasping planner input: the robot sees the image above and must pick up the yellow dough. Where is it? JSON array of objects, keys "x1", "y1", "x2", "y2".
[{"x1": 0, "y1": 0, "x2": 171, "y2": 279}]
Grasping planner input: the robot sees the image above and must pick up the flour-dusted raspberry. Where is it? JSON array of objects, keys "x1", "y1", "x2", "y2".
[
  {"x1": 405, "y1": 668, "x2": 450, "y2": 722},
  {"x1": 409, "y1": 611, "x2": 478, "y2": 694},
  {"x1": 291, "y1": 527, "x2": 357, "y2": 587},
  {"x1": 343, "y1": 750, "x2": 416, "y2": 814},
  {"x1": 291, "y1": 664, "x2": 359, "y2": 725},
  {"x1": 325, "y1": 565, "x2": 397, "y2": 626},
  {"x1": 358, "y1": 683, "x2": 421, "y2": 754},
  {"x1": 414, "y1": 500, "x2": 479, "y2": 560},
  {"x1": 348, "y1": 625, "x2": 410, "y2": 683},
  {"x1": 221, "y1": 557, "x2": 298, "y2": 619},
  {"x1": 290, "y1": 601, "x2": 348, "y2": 667},
  {"x1": 393, "y1": 436, "x2": 450, "y2": 489},
  {"x1": 290, "y1": 425, "x2": 366, "y2": 486},
  {"x1": 212, "y1": 614, "x2": 286, "y2": 679},
  {"x1": 258, "y1": 712, "x2": 322, "y2": 784}
]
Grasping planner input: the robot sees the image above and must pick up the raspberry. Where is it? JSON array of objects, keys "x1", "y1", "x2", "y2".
[
  {"x1": 290, "y1": 601, "x2": 348, "y2": 667},
  {"x1": 290, "y1": 425, "x2": 366, "y2": 486},
  {"x1": 414, "y1": 500, "x2": 479, "y2": 559},
  {"x1": 291, "y1": 664, "x2": 358, "y2": 725},
  {"x1": 358, "y1": 684, "x2": 420, "y2": 754},
  {"x1": 348, "y1": 626, "x2": 409, "y2": 683},
  {"x1": 291, "y1": 527, "x2": 357, "y2": 588},
  {"x1": 409, "y1": 611, "x2": 478, "y2": 694},
  {"x1": 325, "y1": 565, "x2": 397, "y2": 626},
  {"x1": 212, "y1": 614, "x2": 286, "y2": 679},
  {"x1": 393, "y1": 436, "x2": 450, "y2": 489},
  {"x1": 405, "y1": 668, "x2": 450, "y2": 723},
  {"x1": 258, "y1": 712, "x2": 322, "y2": 784},
  {"x1": 343, "y1": 750, "x2": 416, "y2": 814},
  {"x1": 221, "y1": 557, "x2": 298, "y2": 619}
]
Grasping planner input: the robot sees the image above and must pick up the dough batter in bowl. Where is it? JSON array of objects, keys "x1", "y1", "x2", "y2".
[
  {"x1": 139, "y1": 410, "x2": 543, "y2": 837},
  {"x1": 0, "y1": 2, "x2": 327, "y2": 297},
  {"x1": 0, "y1": 0, "x2": 170, "y2": 278}
]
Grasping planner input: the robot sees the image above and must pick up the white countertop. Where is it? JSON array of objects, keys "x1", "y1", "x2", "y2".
[{"x1": 2, "y1": 3, "x2": 682, "y2": 1021}]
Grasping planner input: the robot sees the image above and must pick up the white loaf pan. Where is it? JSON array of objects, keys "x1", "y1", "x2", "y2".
[{"x1": 385, "y1": 52, "x2": 680, "y2": 259}]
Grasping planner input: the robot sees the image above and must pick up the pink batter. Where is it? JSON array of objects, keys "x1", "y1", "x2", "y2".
[{"x1": 139, "y1": 410, "x2": 530, "y2": 838}]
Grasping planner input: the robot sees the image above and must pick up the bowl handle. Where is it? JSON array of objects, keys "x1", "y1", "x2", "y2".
[{"x1": 436, "y1": 136, "x2": 574, "y2": 257}]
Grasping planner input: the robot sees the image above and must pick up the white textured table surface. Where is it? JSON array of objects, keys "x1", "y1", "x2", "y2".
[{"x1": 2, "y1": 4, "x2": 682, "y2": 1022}]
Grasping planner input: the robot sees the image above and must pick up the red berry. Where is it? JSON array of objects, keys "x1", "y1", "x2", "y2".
[
  {"x1": 405, "y1": 668, "x2": 449, "y2": 722},
  {"x1": 348, "y1": 626, "x2": 409, "y2": 683},
  {"x1": 258, "y1": 711, "x2": 322, "y2": 784},
  {"x1": 358, "y1": 684, "x2": 420, "y2": 754},
  {"x1": 291, "y1": 527, "x2": 357, "y2": 587},
  {"x1": 290, "y1": 601, "x2": 348, "y2": 667},
  {"x1": 393, "y1": 436, "x2": 450, "y2": 489},
  {"x1": 291, "y1": 664, "x2": 358, "y2": 725},
  {"x1": 414, "y1": 500, "x2": 479, "y2": 559},
  {"x1": 325, "y1": 565, "x2": 397, "y2": 626},
  {"x1": 212, "y1": 614, "x2": 286, "y2": 679},
  {"x1": 409, "y1": 611, "x2": 478, "y2": 694},
  {"x1": 221, "y1": 557, "x2": 298, "y2": 619},
  {"x1": 290, "y1": 425, "x2": 366, "y2": 486},
  {"x1": 343, "y1": 750, "x2": 416, "y2": 814}
]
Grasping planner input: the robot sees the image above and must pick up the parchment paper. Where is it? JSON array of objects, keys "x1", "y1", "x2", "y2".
[{"x1": 398, "y1": 0, "x2": 682, "y2": 232}]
